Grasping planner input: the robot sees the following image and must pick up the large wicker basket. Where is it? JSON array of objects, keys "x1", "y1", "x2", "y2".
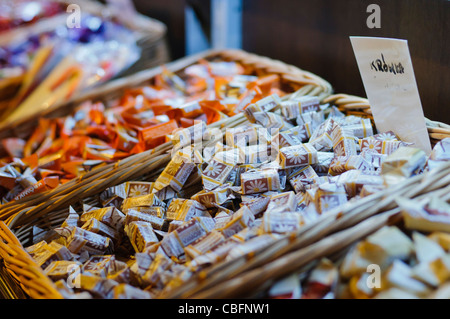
[
  {"x1": 0, "y1": 49, "x2": 333, "y2": 224},
  {"x1": 0, "y1": 49, "x2": 448, "y2": 299},
  {"x1": 0, "y1": 0, "x2": 169, "y2": 123}
]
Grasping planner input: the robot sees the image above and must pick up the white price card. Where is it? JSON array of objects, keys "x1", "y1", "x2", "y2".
[{"x1": 350, "y1": 36, "x2": 431, "y2": 154}]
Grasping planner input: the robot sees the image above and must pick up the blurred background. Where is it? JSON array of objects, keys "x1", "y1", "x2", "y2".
[{"x1": 131, "y1": 0, "x2": 449, "y2": 122}]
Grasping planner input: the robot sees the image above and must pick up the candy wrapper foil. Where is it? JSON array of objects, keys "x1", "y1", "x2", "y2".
[
  {"x1": 252, "y1": 112, "x2": 294, "y2": 131},
  {"x1": 80, "y1": 207, "x2": 125, "y2": 232},
  {"x1": 288, "y1": 165, "x2": 319, "y2": 193},
  {"x1": 44, "y1": 260, "x2": 82, "y2": 282},
  {"x1": 360, "y1": 136, "x2": 411, "y2": 155},
  {"x1": 336, "y1": 169, "x2": 384, "y2": 197},
  {"x1": 124, "y1": 209, "x2": 165, "y2": 230},
  {"x1": 82, "y1": 255, "x2": 116, "y2": 278},
  {"x1": 160, "y1": 217, "x2": 212, "y2": 258},
  {"x1": 153, "y1": 152, "x2": 196, "y2": 192},
  {"x1": 241, "y1": 168, "x2": 281, "y2": 194},
  {"x1": 279, "y1": 143, "x2": 318, "y2": 169},
  {"x1": 261, "y1": 211, "x2": 303, "y2": 234},
  {"x1": 81, "y1": 218, "x2": 121, "y2": 244},
  {"x1": 184, "y1": 230, "x2": 226, "y2": 260},
  {"x1": 220, "y1": 206, "x2": 255, "y2": 238},
  {"x1": 225, "y1": 125, "x2": 261, "y2": 148},
  {"x1": 427, "y1": 138, "x2": 450, "y2": 171},
  {"x1": 125, "y1": 221, "x2": 159, "y2": 253},
  {"x1": 314, "y1": 182, "x2": 348, "y2": 213},
  {"x1": 331, "y1": 125, "x2": 358, "y2": 158},
  {"x1": 280, "y1": 96, "x2": 320, "y2": 120},
  {"x1": 328, "y1": 155, "x2": 371, "y2": 176},
  {"x1": 202, "y1": 157, "x2": 237, "y2": 191},
  {"x1": 165, "y1": 199, "x2": 208, "y2": 222},
  {"x1": 266, "y1": 191, "x2": 297, "y2": 212},
  {"x1": 279, "y1": 124, "x2": 312, "y2": 147},
  {"x1": 244, "y1": 94, "x2": 282, "y2": 123},
  {"x1": 381, "y1": 147, "x2": 427, "y2": 186},
  {"x1": 309, "y1": 118, "x2": 337, "y2": 152}
]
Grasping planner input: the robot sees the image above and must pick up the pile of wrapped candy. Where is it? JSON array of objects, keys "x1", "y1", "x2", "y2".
[
  {"x1": 0, "y1": 60, "x2": 291, "y2": 203},
  {"x1": 268, "y1": 206, "x2": 450, "y2": 299},
  {"x1": 0, "y1": 11, "x2": 141, "y2": 125},
  {"x1": 0, "y1": 13, "x2": 137, "y2": 84},
  {"x1": 21, "y1": 84, "x2": 450, "y2": 298},
  {"x1": 0, "y1": 0, "x2": 65, "y2": 32}
]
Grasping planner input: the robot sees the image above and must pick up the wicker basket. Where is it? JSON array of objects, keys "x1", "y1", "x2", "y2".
[
  {"x1": 0, "y1": 49, "x2": 448, "y2": 299},
  {"x1": 0, "y1": 48, "x2": 333, "y2": 224},
  {"x1": 0, "y1": 0, "x2": 169, "y2": 123}
]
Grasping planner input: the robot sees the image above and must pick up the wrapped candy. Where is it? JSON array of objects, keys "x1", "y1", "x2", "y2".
[
  {"x1": 243, "y1": 94, "x2": 282, "y2": 123},
  {"x1": 397, "y1": 196, "x2": 450, "y2": 233},
  {"x1": 66, "y1": 227, "x2": 113, "y2": 256},
  {"x1": 252, "y1": 112, "x2": 294, "y2": 131},
  {"x1": 336, "y1": 170, "x2": 384, "y2": 197},
  {"x1": 191, "y1": 185, "x2": 236, "y2": 208},
  {"x1": 225, "y1": 125, "x2": 261, "y2": 148},
  {"x1": 202, "y1": 156, "x2": 237, "y2": 191},
  {"x1": 427, "y1": 138, "x2": 450, "y2": 170},
  {"x1": 241, "y1": 168, "x2": 281, "y2": 194},
  {"x1": 359, "y1": 135, "x2": 411, "y2": 155},
  {"x1": 328, "y1": 155, "x2": 371, "y2": 176},
  {"x1": 121, "y1": 194, "x2": 166, "y2": 217},
  {"x1": 314, "y1": 182, "x2": 348, "y2": 213},
  {"x1": 381, "y1": 147, "x2": 427, "y2": 186},
  {"x1": 220, "y1": 206, "x2": 255, "y2": 238},
  {"x1": 279, "y1": 124, "x2": 312, "y2": 147},
  {"x1": 278, "y1": 143, "x2": 318, "y2": 169},
  {"x1": 340, "y1": 118, "x2": 373, "y2": 139},
  {"x1": 280, "y1": 96, "x2": 320, "y2": 120},
  {"x1": 165, "y1": 199, "x2": 208, "y2": 222},
  {"x1": 80, "y1": 207, "x2": 125, "y2": 232},
  {"x1": 266, "y1": 191, "x2": 297, "y2": 212},
  {"x1": 153, "y1": 152, "x2": 196, "y2": 192},
  {"x1": 309, "y1": 118, "x2": 337, "y2": 152},
  {"x1": 28, "y1": 241, "x2": 73, "y2": 269},
  {"x1": 44, "y1": 260, "x2": 82, "y2": 282},
  {"x1": 331, "y1": 125, "x2": 358, "y2": 158},
  {"x1": 184, "y1": 230, "x2": 226, "y2": 259},
  {"x1": 125, "y1": 221, "x2": 159, "y2": 253},
  {"x1": 81, "y1": 218, "x2": 121, "y2": 244},
  {"x1": 260, "y1": 211, "x2": 303, "y2": 234},
  {"x1": 124, "y1": 209, "x2": 165, "y2": 230},
  {"x1": 288, "y1": 165, "x2": 319, "y2": 193},
  {"x1": 160, "y1": 216, "x2": 215, "y2": 258}
]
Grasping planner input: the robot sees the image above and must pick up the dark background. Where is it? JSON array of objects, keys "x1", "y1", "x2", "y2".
[{"x1": 133, "y1": 0, "x2": 449, "y2": 122}]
